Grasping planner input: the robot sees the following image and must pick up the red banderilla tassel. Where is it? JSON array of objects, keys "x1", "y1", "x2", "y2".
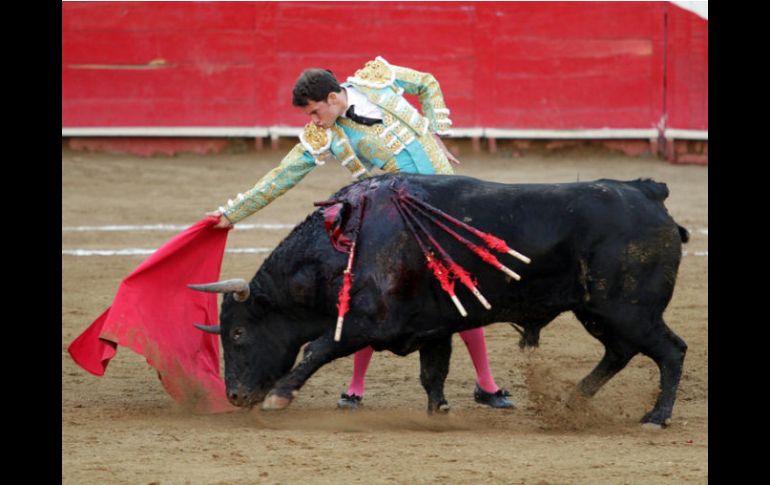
[
  {"x1": 334, "y1": 242, "x2": 355, "y2": 342},
  {"x1": 425, "y1": 256, "x2": 467, "y2": 317},
  {"x1": 444, "y1": 259, "x2": 491, "y2": 310},
  {"x1": 426, "y1": 256, "x2": 454, "y2": 294},
  {"x1": 334, "y1": 197, "x2": 367, "y2": 342},
  {"x1": 482, "y1": 233, "x2": 531, "y2": 265},
  {"x1": 403, "y1": 194, "x2": 531, "y2": 264}
]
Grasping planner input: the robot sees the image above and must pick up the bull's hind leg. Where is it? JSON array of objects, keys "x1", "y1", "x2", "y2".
[
  {"x1": 577, "y1": 343, "x2": 637, "y2": 398},
  {"x1": 419, "y1": 336, "x2": 452, "y2": 414},
  {"x1": 571, "y1": 313, "x2": 638, "y2": 397},
  {"x1": 637, "y1": 322, "x2": 688, "y2": 427},
  {"x1": 573, "y1": 308, "x2": 687, "y2": 427}
]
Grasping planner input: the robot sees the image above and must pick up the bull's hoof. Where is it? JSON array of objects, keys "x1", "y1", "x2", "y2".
[
  {"x1": 262, "y1": 393, "x2": 292, "y2": 410},
  {"x1": 641, "y1": 422, "x2": 664, "y2": 431},
  {"x1": 427, "y1": 400, "x2": 451, "y2": 415},
  {"x1": 641, "y1": 409, "x2": 672, "y2": 428},
  {"x1": 576, "y1": 381, "x2": 598, "y2": 398}
]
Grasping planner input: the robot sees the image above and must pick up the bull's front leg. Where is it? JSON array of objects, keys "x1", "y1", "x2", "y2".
[
  {"x1": 262, "y1": 332, "x2": 363, "y2": 410},
  {"x1": 419, "y1": 336, "x2": 452, "y2": 414}
]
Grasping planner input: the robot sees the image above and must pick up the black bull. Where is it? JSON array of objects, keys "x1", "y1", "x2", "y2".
[{"x1": 193, "y1": 173, "x2": 689, "y2": 427}]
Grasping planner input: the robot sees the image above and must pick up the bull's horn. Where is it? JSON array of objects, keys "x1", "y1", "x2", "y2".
[
  {"x1": 188, "y1": 279, "x2": 250, "y2": 302},
  {"x1": 193, "y1": 324, "x2": 221, "y2": 335}
]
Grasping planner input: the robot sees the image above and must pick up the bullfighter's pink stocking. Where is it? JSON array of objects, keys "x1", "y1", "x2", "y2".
[
  {"x1": 459, "y1": 327, "x2": 499, "y2": 393},
  {"x1": 347, "y1": 328, "x2": 499, "y2": 397},
  {"x1": 346, "y1": 345, "x2": 374, "y2": 397}
]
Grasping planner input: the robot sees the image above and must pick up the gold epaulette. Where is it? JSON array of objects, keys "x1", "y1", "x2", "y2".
[
  {"x1": 299, "y1": 122, "x2": 336, "y2": 165},
  {"x1": 347, "y1": 56, "x2": 396, "y2": 89},
  {"x1": 299, "y1": 123, "x2": 332, "y2": 155}
]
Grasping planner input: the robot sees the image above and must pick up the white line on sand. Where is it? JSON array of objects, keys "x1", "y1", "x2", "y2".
[
  {"x1": 62, "y1": 223, "x2": 295, "y2": 232},
  {"x1": 63, "y1": 248, "x2": 708, "y2": 258},
  {"x1": 62, "y1": 247, "x2": 274, "y2": 257}
]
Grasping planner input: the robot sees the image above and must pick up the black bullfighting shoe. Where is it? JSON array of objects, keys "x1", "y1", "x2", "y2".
[
  {"x1": 474, "y1": 384, "x2": 514, "y2": 409},
  {"x1": 336, "y1": 393, "x2": 363, "y2": 410}
]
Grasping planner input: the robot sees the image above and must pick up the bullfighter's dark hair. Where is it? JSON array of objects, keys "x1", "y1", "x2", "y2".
[{"x1": 292, "y1": 69, "x2": 342, "y2": 107}]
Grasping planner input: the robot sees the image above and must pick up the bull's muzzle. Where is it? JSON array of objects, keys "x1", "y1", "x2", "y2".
[
  {"x1": 227, "y1": 385, "x2": 265, "y2": 408},
  {"x1": 188, "y1": 278, "x2": 250, "y2": 302}
]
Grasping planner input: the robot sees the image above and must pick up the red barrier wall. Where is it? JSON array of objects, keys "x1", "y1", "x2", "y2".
[
  {"x1": 62, "y1": 2, "x2": 707, "y2": 136},
  {"x1": 666, "y1": 3, "x2": 708, "y2": 131}
]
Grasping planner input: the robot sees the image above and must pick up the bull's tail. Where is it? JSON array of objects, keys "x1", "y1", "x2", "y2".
[
  {"x1": 678, "y1": 224, "x2": 690, "y2": 243},
  {"x1": 629, "y1": 178, "x2": 670, "y2": 201}
]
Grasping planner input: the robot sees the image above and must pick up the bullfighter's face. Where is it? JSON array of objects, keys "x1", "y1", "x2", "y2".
[{"x1": 300, "y1": 91, "x2": 346, "y2": 129}]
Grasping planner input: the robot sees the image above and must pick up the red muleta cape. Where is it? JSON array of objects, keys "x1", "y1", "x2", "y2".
[{"x1": 67, "y1": 216, "x2": 237, "y2": 414}]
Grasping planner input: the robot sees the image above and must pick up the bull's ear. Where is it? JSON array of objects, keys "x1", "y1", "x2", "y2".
[
  {"x1": 193, "y1": 324, "x2": 221, "y2": 335},
  {"x1": 252, "y1": 291, "x2": 273, "y2": 309},
  {"x1": 288, "y1": 266, "x2": 318, "y2": 307}
]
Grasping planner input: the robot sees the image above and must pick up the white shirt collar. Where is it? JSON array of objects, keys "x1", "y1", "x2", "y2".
[{"x1": 342, "y1": 85, "x2": 383, "y2": 120}]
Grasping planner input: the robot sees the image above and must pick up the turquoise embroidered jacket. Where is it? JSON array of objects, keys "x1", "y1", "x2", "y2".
[{"x1": 222, "y1": 56, "x2": 455, "y2": 224}]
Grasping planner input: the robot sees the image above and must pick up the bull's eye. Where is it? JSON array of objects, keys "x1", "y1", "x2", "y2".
[{"x1": 232, "y1": 328, "x2": 244, "y2": 340}]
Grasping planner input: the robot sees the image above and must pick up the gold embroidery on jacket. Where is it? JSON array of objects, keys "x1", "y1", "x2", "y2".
[
  {"x1": 330, "y1": 125, "x2": 369, "y2": 180},
  {"x1": 417, "y1": 131, "x2": 454, "y2": 175},
  {"x1": 300, "y1": 123, "x2": 331, "y2": 154},
  {"x1": 347, "y1": 57, "x2": 396, "y2": 89}
]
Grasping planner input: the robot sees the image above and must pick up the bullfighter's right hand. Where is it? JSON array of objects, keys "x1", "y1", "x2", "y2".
[{"x1": 206, "y1": 210, "x2": 233, "y2": 229}]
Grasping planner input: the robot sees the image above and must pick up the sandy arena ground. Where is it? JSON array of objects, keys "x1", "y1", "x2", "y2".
[{"x1": 62, "y1": 141, "x2": 707, "y2": 484}]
